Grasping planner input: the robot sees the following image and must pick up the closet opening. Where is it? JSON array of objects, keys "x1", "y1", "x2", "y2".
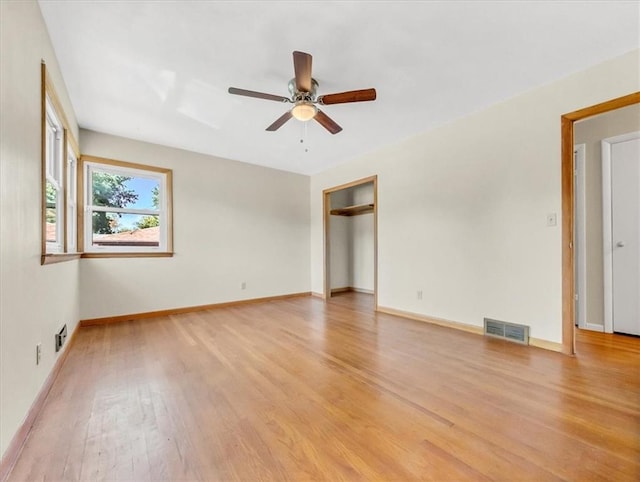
[{"x1": 323, "y1": 175, "x2": 378, "y2": 309}]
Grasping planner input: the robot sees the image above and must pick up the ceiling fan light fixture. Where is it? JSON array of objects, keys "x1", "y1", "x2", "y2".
[{"x1": 291, "y1": 101, "x2": 317, "y2": 121}]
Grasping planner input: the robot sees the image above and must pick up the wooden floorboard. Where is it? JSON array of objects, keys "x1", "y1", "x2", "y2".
[{"x1": 7, "y1": 293, "x2": 640, "y2": 481}]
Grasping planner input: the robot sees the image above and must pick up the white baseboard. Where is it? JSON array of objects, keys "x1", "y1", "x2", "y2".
[{"x1": 582, "y1": 323, "x2": 605, "y2": 333}]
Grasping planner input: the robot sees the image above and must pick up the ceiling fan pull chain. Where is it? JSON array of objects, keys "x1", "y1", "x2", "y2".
[{"x1": 301, "y1": 122, "x2": 309, "y2": 152}]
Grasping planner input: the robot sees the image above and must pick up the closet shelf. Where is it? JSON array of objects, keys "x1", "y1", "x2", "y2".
[{"x1": 330, "y1": 203, "x2": 374, "y2": 216}]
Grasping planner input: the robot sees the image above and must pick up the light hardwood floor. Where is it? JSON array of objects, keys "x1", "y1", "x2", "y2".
[{"x1": 7, "y1": 293, "x2": 640, "y2": 481}]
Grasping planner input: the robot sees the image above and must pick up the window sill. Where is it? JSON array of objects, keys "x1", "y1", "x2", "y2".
[
  {"x1": 41, "y1": 253, "x2": 82, "y2": 265},
  {"x1": 81, "y1": 252, "x2": 174, "y2": 259}
]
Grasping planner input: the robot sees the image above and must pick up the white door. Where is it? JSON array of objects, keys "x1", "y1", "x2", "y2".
[{"x1": 608, "y1": 135, "x2": 640, "y2": 335}]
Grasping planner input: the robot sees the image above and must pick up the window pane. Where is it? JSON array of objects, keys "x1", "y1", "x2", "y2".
[
  {"x1": 92, "y1": 212, "x2": 160, "y2": 247},
  {"x1": 92, "y1": 171, "x2": 160, "y2": 210},
  {"x1": 46, "y1": 180, "x2": 57, "y2": 243},
  {"x1": 82, "y1": 158, "x2": 171, "y2": 254},
  {"x1": 46, "y1": 116, "x2": 62, "y2": 182},
  {"x1": 67, "y1": 154, "x2": 77, "y2": 251}
]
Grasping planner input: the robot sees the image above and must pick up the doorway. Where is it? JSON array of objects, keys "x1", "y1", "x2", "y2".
[
  {"x1": 323, "y1": 176, "x2": 378, "y2": 308},
  {"x1": 562, "y1": 92, "x2": 640, "y2": 354}
]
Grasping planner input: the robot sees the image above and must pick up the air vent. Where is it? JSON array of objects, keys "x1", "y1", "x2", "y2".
[
  {"x1": 55, "y1": 324, "x2": 67, "y2": 352},
  {"x1": 484, "y1": 318, "x2": 529, "y2": 345}
]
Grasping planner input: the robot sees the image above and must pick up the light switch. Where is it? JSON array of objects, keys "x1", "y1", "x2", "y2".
[{"x1": 546, "y1": 213, "x2": 557, "y2": 227}]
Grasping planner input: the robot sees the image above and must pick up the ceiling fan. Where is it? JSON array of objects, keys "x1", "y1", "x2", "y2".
[{"x1": 228, "y1": 51, "x2": 376, "y2": 135}]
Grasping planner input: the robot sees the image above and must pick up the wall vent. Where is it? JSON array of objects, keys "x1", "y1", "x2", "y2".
[
  {"x1": 484, "y1": 318, "x2": 529, "y2": 345},
  {"x1": 55, "y1": 324, "x2": 67, "y2": 352}
]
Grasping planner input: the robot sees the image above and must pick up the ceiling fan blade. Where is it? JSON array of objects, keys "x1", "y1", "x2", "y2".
[
  {"x1": 228, "y1": 87, "x2": 289, "y2": 103},
  {"x1": 266, "y1": 111, "x2": 293, "y2": 131},
  {"x1": 314, "y1": 109, "x2": 342, "y2": 135},
  {"x1": 293, "y1": 51, "x2": 312, "y2": 93},
  {"x1": 318, "y1": 88, "x2": 377, "y2": 105}
]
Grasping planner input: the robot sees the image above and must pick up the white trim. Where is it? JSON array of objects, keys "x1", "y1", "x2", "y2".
[
  {"x1": 90, "y1": 206, "x2": 159, "y2": 216},
  {"x1": 574, "y1": 144, "x2": 587, "y2": 329},
  {"x1": 602, "y1": 131, "x2": 640, "y2": 334},
  {"x1": 44, "y1": 99, "x2": 65, "y2": 254},
  {"x1": 66, "y1": 148, "x2": 78, "y2": 253},
  {"x1": 84, "y1": 160, "x2": 161, "y2": 181},
  {"x1": 584, "y1": 323, "x2": 605, "y2": 332}
]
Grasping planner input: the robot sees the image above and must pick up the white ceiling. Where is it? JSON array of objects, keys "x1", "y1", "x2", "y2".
[{"x1": 39, "y1": 1, "x2": 639, "y2": 175}]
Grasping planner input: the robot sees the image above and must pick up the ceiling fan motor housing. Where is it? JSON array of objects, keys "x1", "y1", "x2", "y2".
[{"x1": 288, "y1": 77, "x2": 318, "y2": 101}]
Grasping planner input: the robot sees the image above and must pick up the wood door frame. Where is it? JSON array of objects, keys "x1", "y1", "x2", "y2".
[
  {"x1": 561, "y1": 92, "x2": 640, "y2": 355},
  {"x1": 323, "y1": 175, "x2": 378, "y2": 308}
]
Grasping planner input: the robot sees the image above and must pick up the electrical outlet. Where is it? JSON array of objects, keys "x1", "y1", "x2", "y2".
[
  {"x1": 417, "y1": 290, "x2": 423, "y2": 300},
  {"x1": 241, "y1": 281, "x2": 246, "y2": 290},
  {"x1": 36, "y1": 343, "x2": 42, "y2": 365}
]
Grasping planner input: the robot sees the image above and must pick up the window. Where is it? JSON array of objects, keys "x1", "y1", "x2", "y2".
[
  {"x1": 80, "y1": 156, "x2": 173, "y2": 256},
  {"x1": 44, "y1": 98, "x2": 64, "y2": 253},
  {"x1": 66, "y1": 146, "x2": 78, "y2": 252},
  {"x1": 41, "y1": 62, "x2": 80, "y2": 264}
]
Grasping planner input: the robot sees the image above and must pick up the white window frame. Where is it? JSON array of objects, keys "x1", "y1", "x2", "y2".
[
  {"x1": 83, "y1": 159, "x2": 170, "y2": 254},
  {"x1": 41, "y1": 62, "x2": 81, "y2": 264},
  {"x1": 66, "y1": 146, "x2": 78, "y2": 252},
  {"x1": 45, "y1": 96, "x2": 64, "y2": 254}
]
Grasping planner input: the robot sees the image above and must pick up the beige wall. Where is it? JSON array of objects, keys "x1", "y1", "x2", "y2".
[
  {"x1": 79, "y1": 130, "x2": 310, "y2": 319},
  {"x1": 574, "y1": 104, "x2": 640, "y2": 328},
  {"x1": 329, "y1": 190, "x2": 351, "y2": 289},
  {"x1": 350, "y1": 214, "x2": 375, "y2": 292},
  {"x1": 0, "y1": 0, "x2": 80, "y2": 460},
  {"x1": 310, "y1": 49, "x2": 640, "y2": 344},
  {"x1": 349, "y1": 183, "x2": 374, "y2": 292}
]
